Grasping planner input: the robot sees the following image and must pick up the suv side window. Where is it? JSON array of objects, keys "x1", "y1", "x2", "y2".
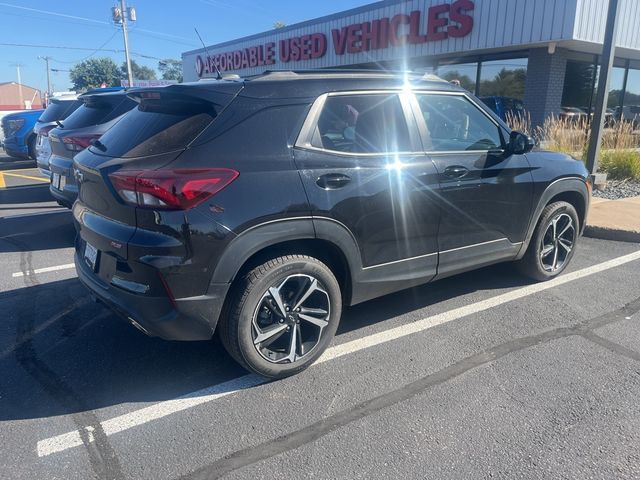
[
  {"x1": 415, "y1": 93, "x2": 503, "y2": 152},
  {"x1": 310, "y1": 94, "x2": 412, "y2": 154}
]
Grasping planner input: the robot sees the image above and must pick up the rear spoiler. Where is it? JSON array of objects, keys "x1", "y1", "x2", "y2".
[{"x1": 127, "y1": 82, "x2": 244, "y2": 107}]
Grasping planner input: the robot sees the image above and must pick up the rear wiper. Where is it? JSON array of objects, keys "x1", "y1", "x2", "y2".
[
  {"x1": 90, "y1": 139, "x2": 107, "y2": 152},
  {"x1": 55, "y1": 120, "x2": 63, "y2": 128}
]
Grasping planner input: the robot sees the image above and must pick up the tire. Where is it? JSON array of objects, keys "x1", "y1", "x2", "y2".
[
  {"x1": 27, "y1": 135, "x2": 37, "y2": 161},
  {"x1": 218, "y1": 254, "x2": 342, "y2": 379},
  {"x1": 517, "y1": 201, "x2": 580, "y2": 281}
]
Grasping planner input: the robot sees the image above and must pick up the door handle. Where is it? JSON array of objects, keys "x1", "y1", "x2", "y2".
[
  {"x1": 316, "y1": 173, "x2": 351, "y2": 190},
  {"x1": 443, "y1": 165, "x2": 469, "y2": 179}
]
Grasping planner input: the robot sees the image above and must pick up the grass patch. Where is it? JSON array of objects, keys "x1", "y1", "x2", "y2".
[{"x1": 599, "y1": 149, "x2": 640, "y2": 180}]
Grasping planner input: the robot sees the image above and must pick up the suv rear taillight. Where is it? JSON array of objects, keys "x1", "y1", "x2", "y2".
[
  {"x1": 38, "y1": 125, "x2": 56, "y2": 137},
  {"x1": 108, "y1": 168, "x2": 239, "y2": 210},
  {"x1": 63, "y1": 134, "x2": 101, "y2": 151}
]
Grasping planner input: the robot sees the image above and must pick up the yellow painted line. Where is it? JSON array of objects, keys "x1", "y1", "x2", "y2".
[
  {"x1": 1, "y1": 172, "x2": 49, "y2": 182},
  {"x1": 0, "y1": 172, "x2": 5, "y2": 188}
]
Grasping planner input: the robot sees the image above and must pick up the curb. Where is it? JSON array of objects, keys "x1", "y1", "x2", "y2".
[{"x1": 584, "y1": 225, "x2": 640, "y2": 243}]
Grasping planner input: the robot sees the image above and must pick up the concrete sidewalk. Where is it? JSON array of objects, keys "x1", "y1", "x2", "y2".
[{"x1": 585, "y1": 196, "x2": 640, "y2": 243}]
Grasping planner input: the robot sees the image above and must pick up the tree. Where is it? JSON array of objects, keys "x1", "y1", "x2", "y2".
[
  {"x1": 479, "y1": 67, "x2": 527, "y2": 99},
  {"x1": 70, "y1": 57, "x2": 120, "y2": 91},
  {"x1": 120, "y1": 59, "x2": 156, "y2": 81},
  {"x1": 158, "y1": 59, "x2": 183, "y2": 82},
  {"x1": 273, "y1": 21, "x2": 287, "y2": 29}
]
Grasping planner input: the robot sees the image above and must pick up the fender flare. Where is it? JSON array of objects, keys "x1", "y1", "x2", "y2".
[
  {"x1": 517, "y1": 177, "x2": 589, "y2": 259},
  {"x1": 208, "y1": 217, "x2": 363, "y2": 291}
]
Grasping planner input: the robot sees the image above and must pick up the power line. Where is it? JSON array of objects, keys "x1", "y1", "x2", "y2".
[{"x1": 0, "y1": 42, "x2": 163, "y2": 61}]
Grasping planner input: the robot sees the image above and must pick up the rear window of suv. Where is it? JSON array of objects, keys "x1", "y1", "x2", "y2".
[
  {"x1": 61, "y1": 95, "x2": 136, "y2": 130},
  {"x1": 92, "y1": 98, "x2": 216, "y2": 158},
  {"x1": 39, "y1": 99, "x2": 82, "y2": 123}
]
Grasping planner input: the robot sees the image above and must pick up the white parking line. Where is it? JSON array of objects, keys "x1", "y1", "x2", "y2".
[
  {"x1": 12, "y1": 263, "x2": 75, "y2": 277},
  {"x1": 36, "y1": 249, "x2": 640, "y2": 457}
]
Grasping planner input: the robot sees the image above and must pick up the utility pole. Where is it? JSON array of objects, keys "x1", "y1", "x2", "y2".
[
  {"x1": 120, "y1": 0, "x2": 133, "y2": 87},
  {"x1": 11, "y1": 63, "x2": 24, "y2": 109},
  {"x1": 112, "y1": 1, "x2": 136, "y2": 86},
  {"x1": 586, "y1": 0, "x2": 620, "y2": 177},
  {"x1": 38, "y1": 56, "x2": 52, "y2": 98}
]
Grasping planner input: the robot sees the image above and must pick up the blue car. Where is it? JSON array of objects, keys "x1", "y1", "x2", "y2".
[
  {"x1": 479, "y1": 96, "x2": 525, "y2": 122},
  {"x1": 1, "y1": 109, "x2": 44, "y2": 159}
]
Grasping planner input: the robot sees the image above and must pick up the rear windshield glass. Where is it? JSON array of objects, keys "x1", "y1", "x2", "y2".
[
  {"x1": 61, "y1": 96, "x2": 136, "y2": 130},
  {"x1": 39, "y1": 99, "x2": 82, "y2": 123},
  {"x1": 91, "y1": 100, "x2": 216, "y2": 158}
]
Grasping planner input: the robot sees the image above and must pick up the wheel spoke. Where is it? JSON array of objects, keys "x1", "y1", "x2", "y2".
[
  {"x1": 552, "y1": 217, "x2": 558, "y2": 238},
  {"x1": 558, "y1": 238, "x2": 573, "y2": 253},
  {"x1": 299, "y1": 306, "x2": 328, "y2": 316},
  {"x1": 292, "y1": 278, "x2": 319, "y2": 310},
  {"x1": 280, "y1": 322, "x2": 298, "y2": 363},
  {"x1": 552, "y1": 244, "x2": 559, "y2": 270},
  {"x1": 558, "y1": 218, "x2": 573, "y2": 237},
  {"x1": 299, "y1": 313, "x2": 329, "y2": 328},
  {"x1": 540, "y1": 243, "x2": 555, "y2": 258},
  {"x1": 253, "y1": 323, "x2": 288, "y2": 346},
  {"x1": 268, "y1": 286, "x2": 287, "y2": 317}
]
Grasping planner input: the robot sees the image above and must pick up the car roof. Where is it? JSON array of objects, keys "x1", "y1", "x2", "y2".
[{"x1": 174, "y1": 69, "x2": 461, "y2": 100}]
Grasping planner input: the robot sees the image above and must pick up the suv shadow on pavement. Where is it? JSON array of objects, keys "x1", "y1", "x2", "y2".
[
  {"x1": 0, "y1": 209, "x2": 74, "y2": 253},
  {"x1": 0, "y1": 262, "x2": 535, "y2": 422}
]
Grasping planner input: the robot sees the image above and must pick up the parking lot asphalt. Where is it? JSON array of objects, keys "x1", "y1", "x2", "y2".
[{"x1": 1, "y1": 153, "x2": 640, "y2": 479}]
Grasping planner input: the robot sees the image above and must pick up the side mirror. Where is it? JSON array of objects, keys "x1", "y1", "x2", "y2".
[{"x1": 509, "y1": 131, "x2": 535, "y2": 154}]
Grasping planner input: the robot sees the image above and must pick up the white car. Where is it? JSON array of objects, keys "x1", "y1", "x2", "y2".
[{"x1": 33, "y1": 92, "x2": 80, "y2": 177}]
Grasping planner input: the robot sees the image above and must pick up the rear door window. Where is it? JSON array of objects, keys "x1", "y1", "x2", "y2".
[
  {"x1": 309, "y1": 93, "x2": 412, "y2": 154},
  {"x1": 91, "y1": 99, "x2": 216, "y2": 158}
]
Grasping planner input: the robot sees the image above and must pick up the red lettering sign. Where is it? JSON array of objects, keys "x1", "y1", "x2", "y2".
[{"x1": 194, "y1": 1, "x2": 474, "y2": 76}]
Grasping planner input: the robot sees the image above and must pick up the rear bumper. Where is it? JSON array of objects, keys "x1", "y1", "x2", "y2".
[{"x1": 75, "y1": 235, "x2": 230, "y2": 341}]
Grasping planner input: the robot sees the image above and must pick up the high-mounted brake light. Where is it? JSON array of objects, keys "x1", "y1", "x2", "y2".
[
  {"x1": 108, "y1": 168, "x2": 239, "y2": 210},
  {"x1": 63, "y1": 134, "x2": 101, "y2": 151}
]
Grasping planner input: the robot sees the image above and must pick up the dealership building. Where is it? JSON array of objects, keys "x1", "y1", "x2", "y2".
[{"x1": 183, "y1": 0, "x2": 640, "y2": 127}]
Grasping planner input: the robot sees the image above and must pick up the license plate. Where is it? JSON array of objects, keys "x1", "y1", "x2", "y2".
[
  {"x1": 51, "y1": 173, "x2": 65, "y2": 190},
  {"x1": 84, "y1": 242, "x2": 98, "y2": 271}
]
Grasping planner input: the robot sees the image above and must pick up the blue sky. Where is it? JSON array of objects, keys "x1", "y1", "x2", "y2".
[{"x1": 0, "y1": 0, "x2": 371, "y2": 92}]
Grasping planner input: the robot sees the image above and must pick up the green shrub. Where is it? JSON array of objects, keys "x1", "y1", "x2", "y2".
[{"x1": 599, "y1": 149, "x2": 640, "y2": 180}]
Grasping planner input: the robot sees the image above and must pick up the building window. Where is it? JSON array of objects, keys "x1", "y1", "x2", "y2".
[
  {"x1": 478, "y1": 58, "x2": 528, "y2": 100},
  {"x1": 561, "y1": 60, "x2": 597, "y2": 116},
  {"x1": 436, "y1": 62, "x2": 478, "y2": 93}
]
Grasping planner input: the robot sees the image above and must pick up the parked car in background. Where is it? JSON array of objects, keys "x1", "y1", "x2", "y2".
[
  {"x1": 34, "y1": 93, "x2": 81, "y2": 177},
  {"x1": 480, "y1": 96, "x2": 525, "y2": 122},
  {"x1": 49, "y1": 89, "x2": 136, "y2": 207},
  {"x1": 559, "y1": 106, "x2": 588, "y2": 123},
  {"x1": 72, "y1": 71, "x2": 591, "y2": 379},
  {"x1": 615, "y1": 104, "x2": 640, "y2": 127},
  {"x1": 1, "y1": 109, "x2": 44, "y2": 159}
]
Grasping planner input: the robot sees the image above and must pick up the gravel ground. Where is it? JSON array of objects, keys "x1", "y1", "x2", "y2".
[{"x1": 593, "y1": 179, "x2": 640, "y2": 199}]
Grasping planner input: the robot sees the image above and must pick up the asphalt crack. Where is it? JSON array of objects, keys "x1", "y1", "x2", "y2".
[{"x1": 180, "y1": 296, "x2": 640, "y2": 480}]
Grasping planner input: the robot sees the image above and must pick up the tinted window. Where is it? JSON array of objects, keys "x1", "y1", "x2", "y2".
[
  {"x1": 311, "y1": 94, "x2": 411, "y2": 153},
  {"x1": 39, "y1": 99, "x2": 82, "y2": 123},
  {"x1": 415, "y1": 94, "x2": 503, "y2": 152},
  {"x1": 93, "y1": 100, "x2": 215, "y2": 158},
  {"x1": 61, "y1": 96, "x2": 135, "y2": 130}
]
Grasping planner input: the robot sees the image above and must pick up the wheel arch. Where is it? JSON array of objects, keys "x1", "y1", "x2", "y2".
[
  {"x1": 209, "y1": 217, "x2": 361, "y2": 306},
  {"x1": 517, "y1": 177, "x2": 589, "y2": 259}
]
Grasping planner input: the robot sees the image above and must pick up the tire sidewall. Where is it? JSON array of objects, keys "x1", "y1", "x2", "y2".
[
  {"x1": 236, "y1": 258, "x2": 342, "y2": 378},
  {"x1": 531, "y1": 202, "x2": 579, "y2": 279}
]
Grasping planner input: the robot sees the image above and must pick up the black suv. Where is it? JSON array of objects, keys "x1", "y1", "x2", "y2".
[{"x1": 73, "y1": 70, "x2": 591, "y2": 378}]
